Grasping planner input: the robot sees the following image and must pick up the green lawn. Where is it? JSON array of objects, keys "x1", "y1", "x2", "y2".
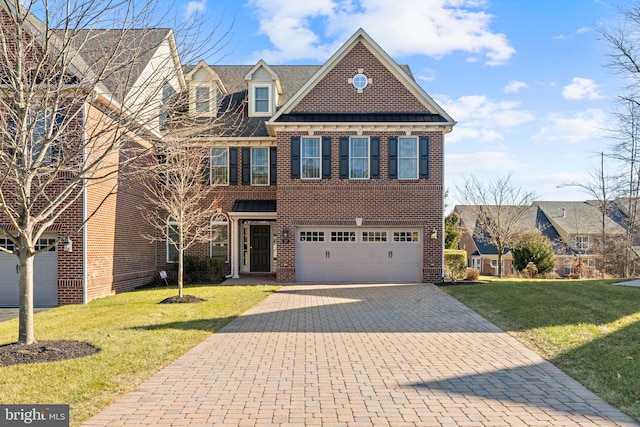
[
  {"x1": 0, "y1": 284, "x2": 278, "y2": 426},
  {"x1": 442, "y1": 278, "x2": 640, "y2": 421}
]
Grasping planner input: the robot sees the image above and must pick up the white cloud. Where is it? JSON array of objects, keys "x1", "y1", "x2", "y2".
[
  {"x1": 439, "y1": 95, "x2": 535, "y2": 143},
  {"x1": 562, "y1": 77, "x2": 603, "y2": 100},
  {"x1": 504, "y1": 80, "x2": 528, "y2": 94},
  {"x1": 184, "y1": 0, "x2": 207, "y2": 20},
  {"x1": 248, "y1": 0, "x2": 515, "y2": 64},
  {"x1": 533, "y1": 109, "x2": 607, "y2": 144},
  {"x1": 446, "y1": 151, "x2": 526, "y2": 173}
]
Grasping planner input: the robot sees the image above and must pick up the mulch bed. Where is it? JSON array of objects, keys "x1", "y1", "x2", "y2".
[
  {"x1": 0, "y1": 340, "x2": 100, "y2": 366},
  {"x1": 158, "y1": 295, "x2": 206, "y2": 304}
]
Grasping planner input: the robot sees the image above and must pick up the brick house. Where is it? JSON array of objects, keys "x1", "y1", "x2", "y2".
[
  {"x1": 172, "y1": 28, "x2": 455, "y2": 284},
  {"x1": 0, "y1": 16, "x2": 455, "y2": 306}
]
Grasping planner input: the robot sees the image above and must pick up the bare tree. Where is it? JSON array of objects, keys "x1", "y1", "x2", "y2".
[
  {"x1": 456, "y1": 173, "x2": 538, "y2": 277},
  {"x1": 0, "y1": 0, "x2": 220, "y2": 343},
  {"x1": 140, "y1": 144, "x2": 220, "y2": 298}
]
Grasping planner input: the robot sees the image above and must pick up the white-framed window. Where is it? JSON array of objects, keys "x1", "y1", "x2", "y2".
[
  {"x1": 195, "y1": 86, "x2": 210, "y2": 113},
  {"x1": 28, "y1": 108, "x2": 60, "y2": 163},
  {"x1": 393, "y1": 231, "x2": 419, "y2": 242},
  {"x1": 331, "y1": 231, "x2": 356, "y2": 242},
  {"x1": 160, "y1": 84, "x2": 175, "y2": 128},
  {"x1": 301, "y1": 137, "x2": 321, "y2": 179},
  {"x1": 211, "y1": 147, "x2": 229, "y2": 185},
  {"x1": 211, "y1": 214, "x2": 229, "y2": 262},
  {"x1": 362, "y1": 231, "x2": 387, "y2": 242},
  {"x1": 398, "y1": 137, "x2": 418, "y2": 179},
  {"x1": 166, "y1": 217, "x2": 179, "y2": 263},
  {"x1": 250, "y1": 84, "x2": 273, "y2": 116},
  {"x1": 575, "y1": 236, "x2": 590, "y2": 250},
  {"x1": 349, "y1": 136, "x2": 369, "y2": 179},
  {"x1": 251, "y1": 147, "x2": 269, "y2": 185}
]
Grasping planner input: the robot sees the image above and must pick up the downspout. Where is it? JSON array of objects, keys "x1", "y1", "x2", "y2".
[{"x1": 82, "y1": 103, "x2": 88, "y2": 304}]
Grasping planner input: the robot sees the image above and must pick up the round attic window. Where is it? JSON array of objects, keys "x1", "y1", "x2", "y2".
[{"x1": 352, "y1": 73, "x2": 368, "y2": 90}]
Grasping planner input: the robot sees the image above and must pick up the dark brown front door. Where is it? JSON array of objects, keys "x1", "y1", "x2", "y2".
[{"x1": 250, "y1": 225, "x2": 270, "y2": 272}]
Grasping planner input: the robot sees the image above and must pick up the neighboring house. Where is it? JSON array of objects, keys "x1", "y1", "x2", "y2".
[
  {"x1": 0, "y1": 11, "x2": 455, "y2": 307},
  {"x1": 455, "y1": 201, "x2": 627, "y2": 277},
  {"x1": 0, "y1": 5, "x2": 179, "y2": 307}
]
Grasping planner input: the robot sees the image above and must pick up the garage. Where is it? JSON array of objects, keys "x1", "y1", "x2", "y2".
[
  {"x1": 0, "y1": 237, "x2": 59, "y2": 307},
  {"x1": 295, "y1": 228, "x2": 422, "y2": 283}
]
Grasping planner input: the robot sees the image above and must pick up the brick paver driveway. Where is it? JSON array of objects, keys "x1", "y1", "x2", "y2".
[{"x1": 83, "y1": 284, "x2": 638, "y2": 426}]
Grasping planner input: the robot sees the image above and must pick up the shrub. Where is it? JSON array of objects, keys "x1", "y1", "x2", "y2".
[
  {"x1": 464, "y1": 267, "x2": 480, "y2": 281},
  {"x1": 512, "y1": 231, "x2": 555, "y2": 275},
  {"x1": 522, "y1": 262, "x2": 538, "y2": 278},
  {"x1": 178, "y1": 256, "x2": 227, "y2": 283},
  {"x1": 444, "y1": 249, "x2": 467, "y2": 278}
]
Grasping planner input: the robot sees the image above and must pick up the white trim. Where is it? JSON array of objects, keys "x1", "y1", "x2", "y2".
[
  {"x1": 210, "y1": 147, "x2": 229, "y2": 186},
  {"x1": 250, "y1": 147, "x2": 270, "y2": 186},
  {"x1": 301, "y1": 136, "x2": 321, "y2": 180},
  {"x1": 249, "y1": 83, "x2": 274, "y2": 117},
  {"x1": 397, "y1": 136, "x2": 419, "y2": 180},
  {"x1": 210, "y1": 214, "x2": 229, "y2": 262},
  {"x1": 82, "y1": 103, "x2": 88, "y2": 304},
  {"x1": 349, "y1": 136, "x2": 370, "y2": 180}
]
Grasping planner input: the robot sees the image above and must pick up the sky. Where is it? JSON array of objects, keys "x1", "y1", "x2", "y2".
[{"x1": 175, "y1": 0, "x2": 630, "y2": 209}]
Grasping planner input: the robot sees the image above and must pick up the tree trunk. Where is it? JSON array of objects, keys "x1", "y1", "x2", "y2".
[
  {"x1": 18, "y1": 253, "x2": 35, "y2": 344},
  {"x1": 178, "y1": 249, "x2": 184, "y2": 298}
]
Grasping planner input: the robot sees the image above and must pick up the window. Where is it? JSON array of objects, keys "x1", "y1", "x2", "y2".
[
  {"x1": 195, "y1": 87, "x2": 210, "y2": 113},
  {"x1": 398, "y1": 137, "x2": 418, "y2": 179},
  {"x1": 34, "y1": 238, "x2": 57, "y2": 252},
  {"x1": 166, "y1": 218, "x2": 179, "y2": 263},
  {"x1": 575, "y1": 236, "x2": 590, "y2": 250},
  {"x1": 349, "y1": 137, "x2": 369, "y2": 179},
  {"x1": 254, "y1": 86, "x2": 270, "y2": 113},
  {"x1": 211, "y1": 148, "x2": 228, "y2": 185},
  {"x1": 160, "y1": 84, "x2": 175, "y2": 128},
  {"x1": 251, "y1": 147, "x2": 269, "y2": 185},
  {"x1": 362, "y1": 231, "x2": 387, "y2": 242},
  {"x1": 29, "y1": 109, "x2": 60, "y2": 163},
  {"x1": 393, "y1": 231, "x2": 419, "y2": 242},
  {"x1": 211, "y1": 215, "x2": 229, "y2": 262},
  {"x1": 300, "y1": 231, "x2": 324, "y2": 242},
  {"x1": 331, "y1": 231, "x2": 356, "y2": 242},
  {"x1": 352, "y1": 73, "x2": 368, "y2": 90},
  {"x1": 301, "y1": 137, "x2": 321, "y2": 179},
  {"x1": 0, "y1": 238, "x2": 15, "y2": 251}
]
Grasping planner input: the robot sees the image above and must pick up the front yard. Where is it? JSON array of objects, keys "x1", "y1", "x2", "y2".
[
  {"x1": 0, "y1": 284, "x2": 278, "y2": 426},
  {"x1": 443, "y1": 278, "x2": 640, "y2": 421}
]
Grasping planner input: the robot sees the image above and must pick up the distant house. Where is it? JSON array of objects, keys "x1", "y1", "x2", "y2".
[{"x1": 455, "y1": 201, "x2": 626, "y2": 277}]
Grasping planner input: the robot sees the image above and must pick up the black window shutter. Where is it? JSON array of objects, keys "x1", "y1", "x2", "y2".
[
  {"x1": 229, "y1": 147, "x2": 238, "y2": 185},
  {"x1": 290, "y1": 137, "x2": 300, "y2": 179},
  {"x1": 322, "y1": 137, "x2": 332, "y2": 179},
  {"x1": 419, "y1": 136, "x2": 430, "y2": 179},
  {"x1": 270, "y1": 146, "x2": 277, "y2": 185},
  {"x1": 388, "y1": 137, "x2": 398, "y2": 179},
  {"x1": 241, "y1": 147, "x2": 250, "y2": 185},
  {"x1": 201, "y1": 153, "x2": 210, "y2": 185},
  {"x1": 370, "y1": 137, "x2": 380, "y2": 179},
  {"x1": 339, "y1": 137, "x2": 349, "y2": 179}
]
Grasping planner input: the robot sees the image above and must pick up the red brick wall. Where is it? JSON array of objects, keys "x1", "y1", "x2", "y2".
[{"x1": 293, "y1": 41, "x2": 430, "y2": 114}]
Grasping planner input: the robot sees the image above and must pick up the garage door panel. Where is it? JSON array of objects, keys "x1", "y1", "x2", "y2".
[{"x1": 296, "y1": 228, "x2": 422, "y2": 283}]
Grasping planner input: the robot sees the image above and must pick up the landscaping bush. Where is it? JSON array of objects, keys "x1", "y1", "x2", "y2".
[
  {"x1": 512, "y1": 231, "x2": 555, "y2": 275},
  {"x1": 178, "y1": 256, "x2": 227, "y2": 283},
  {"x1": 464, "y1": 267, "x2": 480, "y2": 281},
  {"x1": 444, "y1": 249, "x2": 467, "y2": 278}
]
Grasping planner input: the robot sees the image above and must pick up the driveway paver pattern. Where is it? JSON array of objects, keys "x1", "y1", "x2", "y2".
[{"x1": 83, "y1": 283, "x2": 639, "y2": 426}]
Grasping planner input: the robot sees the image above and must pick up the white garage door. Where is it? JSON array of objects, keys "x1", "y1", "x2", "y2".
[
  {"x1": 296, "y1": 228, "x2": 422, "y2": 283},
  {"x1": 0, "y1": 238, "x2": 58, "y2": 307}
]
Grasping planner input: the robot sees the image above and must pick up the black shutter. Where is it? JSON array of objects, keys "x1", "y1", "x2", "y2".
[
  {"x1": 419, "y1": 136, "x2": 429, "y2": 179},
  {"x1": 290, "y1": 137, "x2": 300, "y2": 179},
  {"x1": 388, "y1": 137, "x2": 398, "y2": 179},
  {"x1": 322, "y1": 137, "x2": 332, "y2": 179},
  {"x1": 201, "y1": 152, "x2": 210, "y2": 185},
  {"x1": 270, "y1": 146, "x2": 277, "y2": 185},
  {"x1": 229, "y1": 147, "x2": 238, "y2": 185},
  {"x1": 241, "y1": 147, "x2": 250, "y2": 185},
  {"x1": 370, "y1": 137, "x2": 380, "y2": 179},
  {"x1": 339, "y1": 137, "x2": 349, "y2": 179}
]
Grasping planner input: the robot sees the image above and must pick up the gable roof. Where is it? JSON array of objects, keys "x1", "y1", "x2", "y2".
[
  {"x1": 534, "y1": 201, "x2": 626, "y2": 236},
  {"x1": 268, "y1": 28, "x2": 455, "y2": 126}
]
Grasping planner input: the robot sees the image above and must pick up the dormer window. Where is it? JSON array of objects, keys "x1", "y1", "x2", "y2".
[
  {"x1": 245, "y1": 60, "x2": 281, "y2": 117},
  {"x1": 254, "y1": 86, "x2": 270, "y2": 113},
  {"x1": 195, "y1": 87, "x2": 211, "y2": 113}
]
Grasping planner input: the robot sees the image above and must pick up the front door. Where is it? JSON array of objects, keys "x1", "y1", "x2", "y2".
[{"x1": 250, "y1": 225, "x2": 270, "y2": 272}]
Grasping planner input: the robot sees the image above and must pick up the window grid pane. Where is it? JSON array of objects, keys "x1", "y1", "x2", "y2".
[
  {"x1": 398, "y1": 137, "x2": 418, "y2": 179},
  {"x1": 167, "y1": 223, "x2": 179, "y2": 262},
  {"x1": 301, "y1": 137, "x2": 321, "y2": 179},
  {"x1": 255, "y1": 87, "x2": 269, "y2": 113},
  {"x1": 349, "y1": 137, "x2": 369, "y2": 179},
  {"x1": 251, "y1": 148, "x2": 269, "y2": 185},
  {"x1": 362, "y1": 231, "x2": 387, "y2": 242},
  {"x1": 211, "y1": 223, "x2": 228, "y2": 262},
  {"x1": 300, "y1": 231, "x2": 324, "y2": 242},
  {"x1": 196, "y1": 87, "x2": 210, "y2": 113},
  {"x1": 331, "y1": 231, "x2": 356, "y2": 242},
  {"x1": 211, "y1": 148, "x2": 228, "y2": 185},
  {"x1": 393, "y1": 231, "x2": 419, "y2": 242}
]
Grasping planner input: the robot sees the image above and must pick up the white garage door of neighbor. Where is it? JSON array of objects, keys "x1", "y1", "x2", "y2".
[
  {"x1": 0, "y1": 238, "x2": 59, "y2": 307},
  {"x1": 295, "y1": 228, "x2": 422, "y2": 283}
]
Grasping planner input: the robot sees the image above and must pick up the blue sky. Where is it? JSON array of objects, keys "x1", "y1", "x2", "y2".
[{"x1": 178, "y1": 0, "x2": 628, "y2": 208}]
